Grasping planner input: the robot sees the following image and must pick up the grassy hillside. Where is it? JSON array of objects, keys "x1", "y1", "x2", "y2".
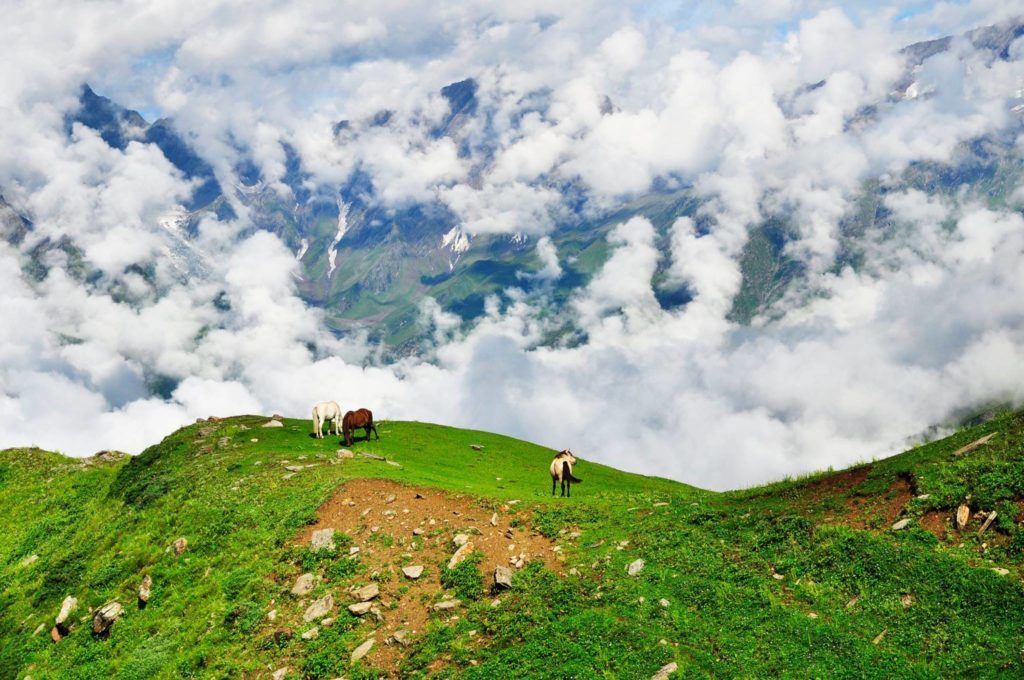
[{"x1": 1, "y1": 412, "x2": 1023, "y2": 678}]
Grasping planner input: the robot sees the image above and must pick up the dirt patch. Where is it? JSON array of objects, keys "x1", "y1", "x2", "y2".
[
  {"x1": 806, "y1": 466, "x2": 872, "y2": 503},
  {"x1": 841, "y1": 477, "x2": 912, "y2": 530},
  {"x1": 291, "y1": 479, "x2": 558, "y2": 676},
  {"x1": 919, "y1": 511, "x2": 949, "y2": 539}
]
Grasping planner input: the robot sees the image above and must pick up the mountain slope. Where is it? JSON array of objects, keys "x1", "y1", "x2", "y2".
[{"x1": 2, "y1": 411, "x2": 1023, "y2": 678}]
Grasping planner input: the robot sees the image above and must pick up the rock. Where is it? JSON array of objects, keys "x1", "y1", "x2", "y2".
[
  {"x1": 453, "y1": 534, "x2": 470, "y2": 548},
  {"x1": 659, "y1": 598, "x2": 670, "y2": 608},
  {"x1": 390, "y1": 628, "x2": 411, "y2": 646},
  {"x1": 901, "y1": 594, "x2": 914, "y2": 607},
  {"x1": 310, "y1": 528, "x2": 336, "y2": 551},
  {"x1": 351, "y1": 637, "x2": 375, "y2": 664},
  {"x1": 348, "y1": 602, "x2": 374, "y2": 616},
  {"x1": 952, "y1": 432, "x2": 997, "y2": 457},
  {"x1": 272, "y1": 668, "x2": 288, "y2": 680},
  {"x1": 55, "y1": 596, "x2": 77, "y2": 628},
  {"x1": 303, "y1": 595, "x2": 334, "y2": 622},
  {"x1": 413, "y1": 528, "x2": 424, "y2": 536},
  {"x1": 448, "y1": 542, "x2": 475, "y2": 569},
  {"x1": 92, "y1": 601, "x2": 124, "y2": 634},
  {"x1": 955, "y1": 504, "x2": 971, "y2": 530},
  {"x1": 281, "y1": 473, "x2": 295, "y2": 480},
  {"x1": 50, "y1": 626, "x2": 62, "y2": 642},
  {"x1": 494, "y1": 566, "x2": 513, "y2": 589},
  {"x1": 250, "y1": 438, "x2": 258, "y2": 443},
  {"x1": 349, "y1": 546, "x2": 360, "y2": 556},
  {"x1": 370, "y1": 606, "x2": 383, "y2": 622},
  {"x1": 385, "y1": 494, "x2": 397, "y2": 504},
  {"x1": 386, "y1": 460, "x2": 402, "y2": 468},
  {"x1": 490, "y1": 513, "x2": 498, "y2": 527},
  {"x1": 433, "y1": 599, "x2": 461, "y2": 612},
  {"x1": 403, "y1": 565, "x2": 424, "y2": 579},
  {"x1": 33, "y1": 623, "x2": 46, "y2": 636},
  {"x1": 353, "y1": 583, "x2": 379, "y2": 602},
  {"x1": 653, "y1": 502, "x2": 669, "y2": 507},
  {"x1": 302, "y1": 627, "x2": 319, "y2": 640},
  {"x1": 262, "y1": 420, "x2": 284, "y2": 428},
  {"x1": 358, "y1": 452, "x2": 385, "y2": 460},
  {"x1": 291, "y1": 573, "x2": 315, "y2": 596},
  {"x1": 138, "y1": 575, "x2": 152, "y2": 606},
  {"x1": 978, "y1": 511, "x2": 997, "y2": 535},
  {"x1": 872, "y1": 629, "x2": 887, "y2": 645},
  {"x1": 846, "y1": 596, "x2": 859, "y2": 609},
  {"x1": 285, "y1": 465, "x2": 304, "y2": 472},
  {"x1": 172, "y1": 537, "x2": 188, "y2": 556},
  {"x1": 19, "y1": 554, "x2": 38, "y2": 568},
  {"x1": 992, "y1": 567, "x2": 1010, "y2": 576},
  {"x1": 651, "y1": 661, "x2": 678, "y2": 680},
  {"x1": 627, "y1": 559, "x2": 645, "y2": 576},
  {"x1": 337, "y1": 449, "x2": 354, "y2": 459},
  {"x1": 470, "y1": 444, "x2": 484, "y2": 451},
  {"x1": 916, "y1": 494, "x2": 931, "y2": 500},
  {"x1": 321, "y1": 617, "x2": 334, "y2": 628},
  {"x1": 267, "y1": 609, "x2": 277, "y2": 621},
  {"x1": 891, "y1": 518, "x2": 911, "y2": 531},
  {"x1": 772, "y1": 573, "x2": 785, "y2": 581},
  {"x1": 808, "y1": 612, "x2": 818, "y2": 619}
]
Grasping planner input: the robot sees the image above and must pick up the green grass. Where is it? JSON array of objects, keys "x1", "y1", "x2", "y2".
[{"x1": 2, "y1": 411, "x2": 1024, "y2": 678}]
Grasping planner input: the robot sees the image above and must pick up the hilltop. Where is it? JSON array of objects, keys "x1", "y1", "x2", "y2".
[{"x1": 1, "y1": 411, "x2": 1023, "y2": 678}]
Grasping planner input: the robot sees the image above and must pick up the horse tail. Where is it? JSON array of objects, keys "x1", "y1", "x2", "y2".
[{"x1": 562, "y1": 461, "x2": 582, "y2": 483}]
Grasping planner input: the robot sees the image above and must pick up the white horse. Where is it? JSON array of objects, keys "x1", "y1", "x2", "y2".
[
  {"x1": 312, "y1": 401, "x2": 342, "y2": 439},
  {"x1": 550, "y1": 449, "x2": 582, "y2": 497}
]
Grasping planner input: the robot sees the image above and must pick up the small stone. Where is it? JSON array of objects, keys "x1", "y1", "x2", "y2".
[
  {"x1": 490, "y1": 513, "x2": 498, "y2": 527},
  {"x1": 808, "y1": 612, "x2": 818, "y2": 619},
  {"x1": 470, "y1": 444, "x2": 484, "y2": 451},
  {"x1": 291, "y1": 573, "x2": 315, "y2": 596},
  {"x1": 138, "y1": 574, "x2": 152, "y2": 605},
  {"x1": 351, "y1": 637, "x2": 375, "y2": 664},
  {"x1": 627, "y1": 559, "x2": 645, "y2": 576},
  {"x1": 172, "y1": 537, "x2": 188, "y2": 555},
  {"x1": 659, "y1": 598, "x2": 670, "y2": 608},
  {"x1": 491, "y1": 598, "x2": 502, "y2": 608},
  {"x1": 872, "y1": 629, "x2": 887, "y2": 645},
  {"x1": 390, "y1": 628, "x2": 411, "y2": 646},
  {"x1": 433, "y1": 599, "x2": 461, "y2": 612},
  {"x1": 349, "y1": 546, "x2": 360, "y2": 556},
  {"x1": 413, "y1": 528, "x2": 424, "y2": 536},
  {"x1": 33, "y1": 623, "x2": 45, "y2": 636},
  {"x1": 250, "y1": 438, "x2": 258, "y2": 443},
  {"x1": 772, "y1": 573, "x2": 785, "y2": 581},
  {"x1": 891, "y1": 519, "x2": 911, "y2": 531},
  {"x1": 955, "y1": 504, "x2": 970, "y2": 530},
  {"x1": 651, "y1": 661, "x2": 678, "y2": 680},
  {"x1": 272, "y1": 668, "x2": 287, "y2": 680},
  {"x1": 353, "y1": 583, "x2": 379, "y2": 602},
  {"x1": 385, "y1": 494, "x2": 397, "y2": 504},
  {"x1": 285, "y1": 465, "x2": 304, "y2": 472},
  {"x1": 348, "y1": 602, "x2": 374, "y2": 616},
  {"x1": 303, "y1": 595, "x2": 334, "y2": 622},
  {"x1": 310, "y1": 528, "x2": 336, "y2": 551},
  {"x1": 494, "y1": 566, "x2": 513, "y2": 589},
  {"x1": 992, "y1": 567, "x2": 1010, "y2": 576},
  {"x1": 659, "y1": 639, "x2": 668, "y2": 645},
  {"x1": 262, "y1": 420, "x2": 284, "y2": 428},
  {"x1": 19, "y1": 554, "x2": 38, "y2": 568},
  {"x1": 337, "y1": 449, "x2": 354, "y2": 459},
  {"x1": 92, "y1": 601, "x2": 124, "y2": 634},
  {"x1": 453, "y1": 534, "x2": 470, "y2": 548},
  {"x1": 448, "y1": 542, "x2": 475, "y2": 569},
  {"x1": 653, "y1": 502, "x2": 669, "y2": 507},
  {"x1": 282, "y1": 473, "x2": 295, "y2": 480},
  {"x1": 267, "y1": 609, "x2": 277, "y2": 621},
  {"x1": 901, "y1": 594, "x2": 914, "y2": 607},
  {"x1": 302, "y1": 627, "x2": 319, "y2": 640},
  {"x1": 916, "y1": 494, "x2": 930, "y2": 500},
  {"x1": 55, "y1": 596, "x2": 77, "y2": 628},
  {"x1": 403, "y1": 565, "x2": 424, "y2": 579}
]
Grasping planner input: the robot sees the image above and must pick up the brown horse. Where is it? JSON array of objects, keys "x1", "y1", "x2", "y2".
[
  {"x1": 550, "y1": 449, "x2": 582, "y2": 497},
  {"x1": 342, "y1": 408, "x2": 379, "y2": 446}
]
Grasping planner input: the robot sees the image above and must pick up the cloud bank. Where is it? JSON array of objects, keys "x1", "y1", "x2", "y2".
[{"x1": 1, "y1": 1, "x2": 1024, "y2": 489}]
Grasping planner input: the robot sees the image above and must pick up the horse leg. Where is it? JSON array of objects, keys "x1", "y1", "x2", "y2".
[
  {"x1": 561, "y1": 480, "x2": 566, "y2": 497},
  {"x1": 552, "y1": 477, "x2": 556, "y2": 496},
  {"x1": 372, "y1": 424, "x2": 379, "y2": 440},
  {"x1": 567, "y1": 480, "x2": 571, "y2": 497}
]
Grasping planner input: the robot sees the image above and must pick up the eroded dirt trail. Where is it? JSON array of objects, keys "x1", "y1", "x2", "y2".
[{"x1": 293, "y1": 478, "x2": 558, "y2": 674}]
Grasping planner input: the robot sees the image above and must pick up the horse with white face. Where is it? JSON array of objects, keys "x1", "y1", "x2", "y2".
[
  {"x1": 550, "y1": 449, "x2": 582, "y2": 497},
  {"x1": 312, "y1": 401, "x2": 342, "y2": 439}
]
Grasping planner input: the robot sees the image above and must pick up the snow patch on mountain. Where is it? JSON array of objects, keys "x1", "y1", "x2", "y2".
[{"x1": 327, "y1": 201, "x2": 349, "y2": 279}]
